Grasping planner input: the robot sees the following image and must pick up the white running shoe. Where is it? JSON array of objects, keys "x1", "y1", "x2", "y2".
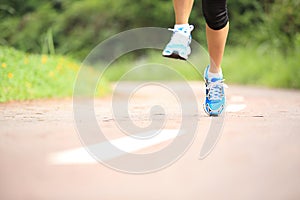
[{"x1": 162, "y1": 25, "x2": 194, "y2": 60}]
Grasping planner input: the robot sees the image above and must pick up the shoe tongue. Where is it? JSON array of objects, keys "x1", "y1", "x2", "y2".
[{"x1": 210, "y1": 77, "x2": 221, "y2": 82}]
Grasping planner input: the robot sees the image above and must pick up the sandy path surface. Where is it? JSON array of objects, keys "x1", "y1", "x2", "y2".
[{"x1": 1, "y1": 82, "x2": 300, "y2": 200}]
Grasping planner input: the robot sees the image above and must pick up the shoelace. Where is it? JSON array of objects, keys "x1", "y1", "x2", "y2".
[
  {"x1": 168, "y1": 25, "x2": 194, "y2": 45},
  {"x1": 206, "y1": 79, "x2": 227, "y2": 101}
]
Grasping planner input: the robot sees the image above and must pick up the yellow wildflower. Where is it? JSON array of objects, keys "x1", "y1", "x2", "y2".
[
  {"x1": 2, "y1": 63, "x2": 7, "y2": 68},
  {"x1": 56, "y1": 64, "x2": 62, "y2": 72},
  {"x1": 48, "y1": 71, "x2": 54, "y2": 77},
  {"x1": 41, "y1": 55, "x2": 48, "y2": 64},
  {"x1": 24, "y1": 57, "x2": 29, "y2": 64},
  {"x1": 69, "y1": 63, "x2": 80, "y2": 71},
  {"x1": 8, "y1": 72, "x2": 13, "y2": 79}
]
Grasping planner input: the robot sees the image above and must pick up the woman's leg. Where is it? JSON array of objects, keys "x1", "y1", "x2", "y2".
[
  {"x1": 173, "y1": 0, "x2": 194, "y2": 24},
  {"x1": 206, "y1": 23, "x2": 229, "y2": 73},
  {"x1": 202, "y1": 0, "x2": 229, "y2": 73}
]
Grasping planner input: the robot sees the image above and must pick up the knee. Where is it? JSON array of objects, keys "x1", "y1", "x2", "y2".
[{"x1": 202, "y1": 0, "x2": 229, "y2": 30}]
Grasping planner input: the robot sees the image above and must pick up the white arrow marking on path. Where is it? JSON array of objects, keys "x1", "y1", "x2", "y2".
[
  {"x1": 48, "y1": 129, "x2": 182, "y2": 165},
  {"x1": 226, "y1": 104, "x2": 247, "y2": 113}
]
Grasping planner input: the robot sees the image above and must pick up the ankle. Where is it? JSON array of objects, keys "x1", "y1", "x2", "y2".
[
  {"x1": 209, "y1": 65, "x2": 222, "y2": 74},
  {"x1": 208, "y1": 65, "x2": 223, "y2": 79},
  {"x1": 174, "y1": 24, "x2": 190, "y2": 29},
  {"x1": 174, "y1": 24, "x2": 193, "y2": 35}
]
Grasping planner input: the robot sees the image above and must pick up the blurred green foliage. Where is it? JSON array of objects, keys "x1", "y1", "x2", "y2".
[
  {"x1": 0, "y1": 0, "x2": 299, "y2": 59},
  {"x1": 262, "y1": 0, "x2": 300, "y2": 54}
]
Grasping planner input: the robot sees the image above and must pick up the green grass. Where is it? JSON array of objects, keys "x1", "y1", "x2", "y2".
[
  {"x1": 104, "y1": 47, "x2": 300, "y2": 89},
  {"x1": 0, "y1": 45, "x2": 298, "y2": 103},
  {"x1": 0, "y1": 46, "x2": 109, "y2": 102},
  {"x1": 223, "y1": 46, "x2": 300, "y2": 88},
  {"x1": 103, "y1": 51, "x2": 202, "y2": 82}
]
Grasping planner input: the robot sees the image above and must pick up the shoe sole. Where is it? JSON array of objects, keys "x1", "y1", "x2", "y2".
[
  {"x1": 163, "y1": 53, "x2": 186, "y2": 60},
  {"x1": 203, "y1": 103, "x2": 225, "y2": 117},
  {"x1": 162, "y1": 50, "x2": 188, "y2": 60}
]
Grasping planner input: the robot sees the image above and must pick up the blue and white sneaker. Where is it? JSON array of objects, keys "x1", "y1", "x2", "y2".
[
  {"x1": 203, "y1": 65, "x2": 226, "y2": 116},
  {"x1": 162, "y1": 25, "x2": 194, "y2": 60}
]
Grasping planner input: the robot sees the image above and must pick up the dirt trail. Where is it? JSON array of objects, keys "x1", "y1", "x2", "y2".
[{"x1": 1, "y1": 82, "x2": 300, "y2": 200}]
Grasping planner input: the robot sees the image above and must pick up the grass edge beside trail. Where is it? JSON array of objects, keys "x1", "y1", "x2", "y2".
[
  {"x1": 0, "y1": 46, "x2": 110, "y2": 103},
  {"x1": 0, "y1": 45, "x2": 298, "y2": 103}
]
